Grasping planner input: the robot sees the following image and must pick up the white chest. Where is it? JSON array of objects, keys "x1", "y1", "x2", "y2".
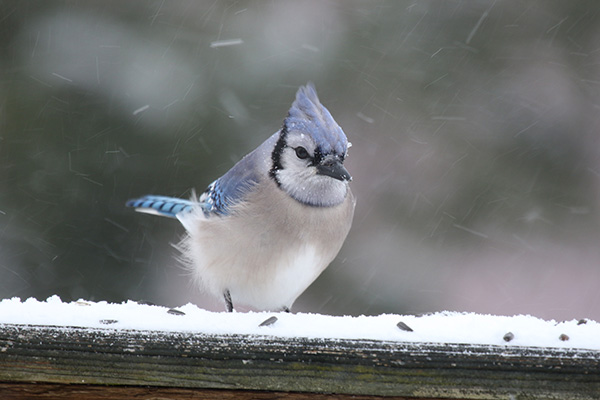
[{"x1": 252, "y1": 245, "x2": 325, "y2": 311}]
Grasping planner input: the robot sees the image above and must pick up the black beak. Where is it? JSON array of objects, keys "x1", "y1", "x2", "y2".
[{"x1": 316, "y1": 157, "x2": 352, "y2": 182}]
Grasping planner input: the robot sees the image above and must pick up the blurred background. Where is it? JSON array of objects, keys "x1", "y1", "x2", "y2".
[{"x1": 1, "y1": 1, "x2": 600, "y2": 321}]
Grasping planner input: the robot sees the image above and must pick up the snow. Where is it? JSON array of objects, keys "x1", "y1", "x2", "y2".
[{"x1": 1, "y1": 296, "x2": 598, "y2": 350}]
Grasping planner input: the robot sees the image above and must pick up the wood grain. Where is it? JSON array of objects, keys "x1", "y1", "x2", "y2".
[{"x1": 1, "y1": 324, "x2": 599, "y2": 399}]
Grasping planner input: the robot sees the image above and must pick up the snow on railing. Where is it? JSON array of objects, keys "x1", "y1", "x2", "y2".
[{"x1": 1, "y1": 297, "x2": 599, "y2": 399}]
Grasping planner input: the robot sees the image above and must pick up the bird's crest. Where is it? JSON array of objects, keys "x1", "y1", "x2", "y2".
[{"x1": 283, "y1": 83, "x2": 348, "y2": 157}]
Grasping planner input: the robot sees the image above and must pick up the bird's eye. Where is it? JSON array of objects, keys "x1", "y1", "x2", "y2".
[{"x1": 294, "y1": 146, "x2": 310, "y2": 159}]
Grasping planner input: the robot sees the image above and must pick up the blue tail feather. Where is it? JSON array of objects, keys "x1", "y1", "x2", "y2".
[{"x1": 126, "y1": 195, "x2": 195, "y2": 218}]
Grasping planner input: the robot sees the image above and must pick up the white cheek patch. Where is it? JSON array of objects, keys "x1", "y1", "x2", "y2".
[{"x1": 277, "y1": 164, "x2": 348, "y2": 207}]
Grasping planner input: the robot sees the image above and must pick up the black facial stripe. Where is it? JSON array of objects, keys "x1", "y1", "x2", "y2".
[
  {"x1": 313, "y1": 147, "x2": 324, "y2": 164},
  {"x1": 315, "y1": 147, "x2": 345, "y2": 164},
  {"x1": 269, "y1": 125, "x2": 288, "y2": 186}
]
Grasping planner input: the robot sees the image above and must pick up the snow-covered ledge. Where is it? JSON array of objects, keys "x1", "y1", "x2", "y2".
[{"x1": 1, "y1": 297, "x2": 599, "y2": 399}]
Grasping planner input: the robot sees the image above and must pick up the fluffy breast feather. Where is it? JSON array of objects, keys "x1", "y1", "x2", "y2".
[{"x1": 177, "y1": 177, "x2": 355, "y2": 311}]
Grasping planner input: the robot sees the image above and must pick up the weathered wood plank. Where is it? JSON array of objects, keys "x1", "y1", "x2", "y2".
[
  {"x1": 0, "y1": 383, "x2": 443, "y2": 400},
  {"x1": 1, "y1": 323, "x2": 599, "y2": 399}
]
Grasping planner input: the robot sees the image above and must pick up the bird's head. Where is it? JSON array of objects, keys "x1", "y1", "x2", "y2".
[{"x1": 270, "y1": 84, "x2": 351, "y2": 207}]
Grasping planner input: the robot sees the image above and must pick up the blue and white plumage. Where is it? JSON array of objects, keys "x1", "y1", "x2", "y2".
[{"x1": 127, "y1": 83, "x2": 355, "y2": 312}]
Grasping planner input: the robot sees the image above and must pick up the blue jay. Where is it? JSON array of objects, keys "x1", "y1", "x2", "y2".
[{"x1": 127, "y1": 84, "x2": 355, "y2": 312}]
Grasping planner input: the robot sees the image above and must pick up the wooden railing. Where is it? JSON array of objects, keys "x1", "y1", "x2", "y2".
[{"x1": 1, "y1": 323, "x2": 599, "y2": 399}]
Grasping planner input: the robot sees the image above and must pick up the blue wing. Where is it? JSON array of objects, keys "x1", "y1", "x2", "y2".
[
  {"x1": 127, "y1": 146, "x2": 266, "y2": 218},
  {"x1": 126, "y1": 195, "x2": 196, "y2": 218},
  {"x1": 199, "y1": 151, "x2": 261, "y2": 215}
]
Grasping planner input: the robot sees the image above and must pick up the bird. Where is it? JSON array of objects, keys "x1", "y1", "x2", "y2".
[{"x1": 126, "y1": 83, "x2": 355, "y2": 312}]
